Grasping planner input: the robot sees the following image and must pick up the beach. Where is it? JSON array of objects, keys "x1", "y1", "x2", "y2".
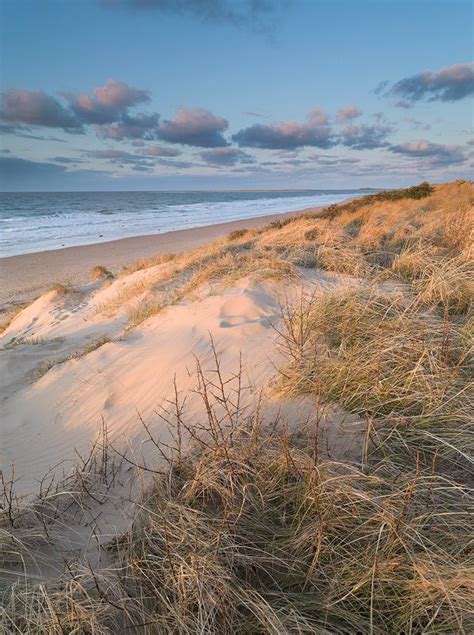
[{"x1": 0, "y1": 205, "x2": 321, "y2": 310}]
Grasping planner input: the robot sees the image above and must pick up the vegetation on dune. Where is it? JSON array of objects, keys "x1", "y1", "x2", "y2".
[
  {"x1": 1, "y1": 180, "x2": 473, "y2": 633},
  {"x1": 90, "y1": 265, "x2": 113, "y2": 281},
  {"x1": 0, "y1": 302, "x2": 30, "y2": 334},
  {"x1": 94, "y1": 181, "x2": 473, "y2": 327},
  {"x1": 1, "y1": 355, "x2": 473, "y2": 634}
]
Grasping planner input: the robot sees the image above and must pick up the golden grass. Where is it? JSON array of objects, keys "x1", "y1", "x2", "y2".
[
  {"x1": 48, "y1": 283, "x2": 73, "y2": 296},
  {"x1": 89, "y1": 181, "x2": 473, "y2": 326},
  {"x1": 277, "y1": 287, "x2": 469, "y2": 414},
  {"x1": 121, "y1": 252, "x2": 176, "y2": 275},
  {"x1": 0, "y1": 303, "x2": 30, "y2": 334},
  {"x1": 1, "y1": 357, "x2": 473, "y2": 633},
  {"x1": 90, "y1": 265, "x2": 113, "y2": 281},
  {"x1": 127, "y1": 301, "x2": 163, "y2": 327}
]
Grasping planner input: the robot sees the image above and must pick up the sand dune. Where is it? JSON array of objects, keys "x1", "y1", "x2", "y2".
[{"x1": 1, "y1": 263, "x2": 364, "y2": 496}]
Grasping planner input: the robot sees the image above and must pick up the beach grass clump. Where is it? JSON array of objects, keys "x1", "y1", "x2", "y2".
[
  {"x1": 277, "y1": 286, "x2": 471, "y2": 419},
  {"x1": 90, "y1": 265, "x2": 113, "y2": 281},
  {"x1": 48, "y1": 283, "x2": 73, "y2": 296},
  {"x1": 276, "y1": 276, "x2": 473, "y2": 474},
  {"x1": 227, "y1": 228, "x2": 249, "y2": 241},
  {"x1": 413, "y1": 256, "x2": 473, "y2": 315},
  {"x1": 185, "y1": 249, "x2": 297, "y2": 292},
  {"x1": 74, "y1": 335, "x2": 112, "y2": 358},
  {"x1": 314, "y1": 243, "x2": 371, "y2": 276},
  {"x1": 392, "y1": 249, "x2": 473, "y2": 315},
  {"x1": 32, "y1": 359, "x2": 57, "y2": 381},
  {"x1": 0, "y1": 303, "x2": 30, "y2": 334},
  {"x1": 122, "y1": 252, "x2": 176, "y2": 275},
  {"x1": 377, "y1": 180, "x2": 434, "y2": 201},
  {"x1": 2, "y1": 336, "x2": 63, "y2": 350},
  {"x1": 391, "y1": 245, "x2": 432, "y2": 281},
  {"x1": 127, "y1": 301, "x2": 163, "y2": 328}
]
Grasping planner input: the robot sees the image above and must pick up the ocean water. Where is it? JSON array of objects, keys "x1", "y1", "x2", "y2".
[{"x1": 0, "y1": 189, "x2": 371, "y2": 257}]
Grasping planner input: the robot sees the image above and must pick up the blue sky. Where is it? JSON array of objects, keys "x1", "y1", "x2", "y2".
[{"x1": 0, "y1": 0, "x2": 472, "y2": 191}]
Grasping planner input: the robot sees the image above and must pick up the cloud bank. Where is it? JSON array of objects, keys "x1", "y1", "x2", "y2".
[
  {"x1": 389, "y1": 139, "x2": 466, "y2": 167},
  {"x1": 387, "y1": 62, "x2": 474, "y2": 103},
  {"x1": 233, "y1": 108, "x2": 332, "y2": 149},
  {"x1": 158, "y1": 107, "x2": 229, "y2": 147},
  {"x1": 336, "y1": 104, "x2": 362, "y2": 122},
  {"x1": 0, "y1": 89, "x2": 80, "y2": 131},
  {"x1": 103, "y1": 0, "x2": 280, "y2": 31},
  {"x1": 199, "y1": 147, "x2": 255, "y2": 166}
]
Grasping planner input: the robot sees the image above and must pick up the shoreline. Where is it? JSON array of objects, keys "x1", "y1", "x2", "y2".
[{"x1": 0, "y1": 204, "x2": 326, "y2": 310}]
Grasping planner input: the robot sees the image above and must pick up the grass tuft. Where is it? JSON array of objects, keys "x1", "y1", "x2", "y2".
[
  {"x1": 90, "y1": 265, "x2": 113, "y2": 281},
  {"x1": 127, "y1": 301, "x2": 163, "y2": 327}
]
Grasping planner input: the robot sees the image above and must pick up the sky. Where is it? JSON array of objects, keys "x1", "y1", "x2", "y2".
[{"x1": 0, "y1": 0, "x2": 473, "y2": 191}]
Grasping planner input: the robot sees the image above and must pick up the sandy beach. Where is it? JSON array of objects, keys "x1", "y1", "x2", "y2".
[{"x1": 0, "y1": 205, "x2": 321, "y2": 310}]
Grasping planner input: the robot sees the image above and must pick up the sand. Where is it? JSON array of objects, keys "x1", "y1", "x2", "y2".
[
  {"x1": 0, "y1": 206, "x2": 322, "y2": 311},
  {"x1": 1, "y1": 271, "x2": 364, "y2": 497}
]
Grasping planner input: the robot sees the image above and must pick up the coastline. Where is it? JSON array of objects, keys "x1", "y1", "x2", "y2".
[{"x1": 0, "y1": 204, "x2": 326, "y2": 310}]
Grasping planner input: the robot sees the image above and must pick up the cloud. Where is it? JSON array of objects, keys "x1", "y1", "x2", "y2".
[
  {"x1": 66, "y1": 79, "x2": 150, "y2": 124},
  {"x1": 0, "y1": 123, "x2": 68, "y2": 142},
  {"x1": 50, "y1": 156, "x2": 85, "y2": 164},
  {"x1": 0, "y1": 89, "x2": 80, "y2": 130},
  {"x1": 339, "y1": 124, "x2": 392, "y2": 149},
  {"x1": 140, "y1": 144, "x2": 181, "y2": 157},
  {"x1": 156, "y1": 158, "x2": 195, "y2": 169},
  {"x1": 336, "y1": 105, "x2": 362, "y2": 123},
  {"x1": 0, "y1": 80, "x2": 160, "y2": 141},
  {"x1": 103, "y1": 0, "x2": 280, "y2": 30},
  {"x1": 97, "y1": 112, "x2": 161, "y2": 139},
  {"x1": 0, "y1": 156, "x2": 113, "y2": 191},
  {"x1": 307, "y1": 153, "x2": 361, "y2": 166},
  {"x1": 387, "y1": 62, "x2": 474, "y2": 103},
  {"x1": 389, "y1": 139, "x2": 466, "y2": 167},
  {"x1": 232, "y1": 109, "x2": 333, "y2": 150},
  {"x1": 403, "y1": 116, "x2": 431, "y2": 131},
  {"x1": 158, "y1": 107, "x2": 229, "y2": 147},
  {"x1": 307, "y1": 107, "x2": 329, "y2": 126},
  {"x1": 88, "y1": 148, "x2": 155, "y2": 171},
  {"x1": 244, "y1": 110, "x2": 266, "y2": 118},
  {"x1": 374, "y1": 80, "x2": 389, "y2": 95},
  {"x1": 199, "y1": 147, "x2": 255, "y2": 166}
]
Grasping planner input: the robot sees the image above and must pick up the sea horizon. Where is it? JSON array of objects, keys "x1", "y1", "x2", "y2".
[{"x1": 0, "y1": 188, "x2": 372, "y2": 256}]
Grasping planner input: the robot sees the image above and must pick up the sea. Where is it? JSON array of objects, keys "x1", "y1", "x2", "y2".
[{"x1": 0, "y1": 189, "x2": 372, "y2": 257}]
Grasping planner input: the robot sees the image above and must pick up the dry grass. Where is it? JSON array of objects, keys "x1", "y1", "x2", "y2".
[
  {"x1": 90, "y1": 265, "x2": 113, "y2": 281},
  {"x1": 90, "y1": 181, "x2": 473, "y2": 325},
  {"x1": 75, "y1": 335, "x2": 112, "y2": 357},
  {"x1": 127, "y1": 301, "x2": 163, "y2": 328},
  {"x1": 2, "y1": 336, "x2": 63, "y2": 350},
  {"x1": 122, "y1": 252, "x2": 177, "y2": 275},
  {"x1": 1, "y1": 356, "x2": 473, "y2": 633},
  {"x1": 48, "y1": 283, "x2": 73, "y2": 296},
  {"x1": 277, "y1": 287, "x2": 470, "y2": 415},
  {"x1": 0, "y1": 303, "x2": 30, "y2": 334},
  {"x1": 227, "y1": 228, "x2": 251, "y2": 241}
]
